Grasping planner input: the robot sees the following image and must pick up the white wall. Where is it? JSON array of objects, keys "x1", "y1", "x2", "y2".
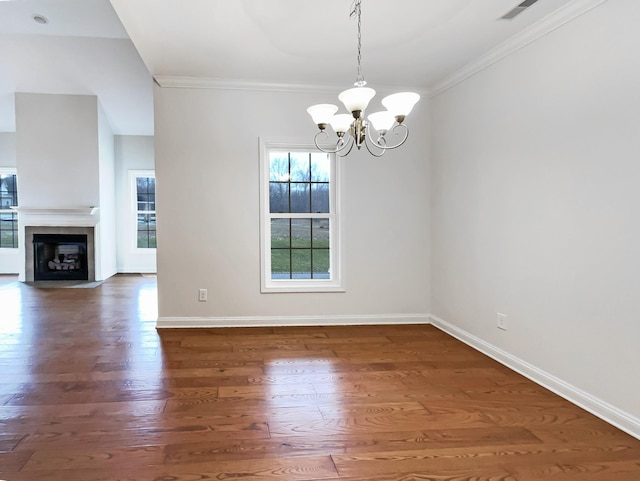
[
  {"x1": 431, "y1": 0, "x2": 640, "y2": 431},
  {"x1": 15, "y1": 93, "x2": 100, "y2": 208},
  {"x1": 0, "y1": 132, "x2": 19, "y2": 273},
  {"x1": 114, "y1": 135, "x2": 156, "y2": 272},
  {"x1": 0, "y1": 132, "x2": 16, "y2": 166},
  {"x1": 97, "y1": 104, "x2": 117, "y2": 279},
  {"x1": 154, "y1": 86, "x2": 430, "y2": 324}
]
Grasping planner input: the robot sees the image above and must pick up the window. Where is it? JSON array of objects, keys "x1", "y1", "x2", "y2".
[
  {"x1": 260, "y1": 140, "x2": 344, "y2": 293},
  {"x1": 131, "y1": 171, "x2": 156, "y2": 249},
  {"x1": 0, "y1": 170, "x2": 18, "y2": 249}
]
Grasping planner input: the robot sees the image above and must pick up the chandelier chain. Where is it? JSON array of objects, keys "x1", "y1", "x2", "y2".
[{"x1": 350, "y1": 0, "x2": 366, "y2": 87}]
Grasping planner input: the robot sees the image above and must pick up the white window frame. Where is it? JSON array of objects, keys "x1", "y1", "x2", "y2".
[
  {"x1": 129, "y1": 170, "x2": 156, "y2": 251},
  {"x1": 0, "y1": 168, "x2": 18, "y2": 250},
  {"x1": 259, "y1": 138, "x2": 345, "y2": 293}
]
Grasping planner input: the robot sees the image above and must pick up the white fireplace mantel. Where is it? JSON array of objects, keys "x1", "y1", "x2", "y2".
[{"x1": 13, "y1": 206, "x2": 100, "y2": 227}]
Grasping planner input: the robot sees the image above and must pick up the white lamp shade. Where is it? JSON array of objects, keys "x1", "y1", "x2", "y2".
[
  {"x1": 307, "y1": 104, "x2": 338, "y2": 125},
  {"x1": 338, "y1": 87, "x2": 376, "y2": 113},
  {"x1": 368, "y1": 111, "x2": 396, "y2": 132},
  {"x1": 329, "y1": 114, "x2": 354, "y2": 134},
  {"x1": 381, "y1": 92, "x2": 420, "y2": 117}
]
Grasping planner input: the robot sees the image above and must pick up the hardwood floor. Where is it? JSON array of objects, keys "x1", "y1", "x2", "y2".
[{"x1": 0, "y1": 274, "x2": 639, "y2": 480}]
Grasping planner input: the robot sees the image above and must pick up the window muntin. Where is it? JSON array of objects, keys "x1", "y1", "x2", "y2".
[
  {"x1": 260, "y1": 141, "x2": 343, "y2": 293},
  {"x1": 0, "y1": 172, "x2": 18, "y2": 249},
  {"x1": 132, "y1": 173, "x2": 156, "y2": 249}
]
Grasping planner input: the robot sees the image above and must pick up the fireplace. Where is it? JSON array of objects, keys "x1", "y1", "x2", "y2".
[
  {"x1": 24, "y1": 225, "x2": 96, "y2": 282},
  {"x1": 33, "y1": 233, "x2": 89, "y2": 281}
]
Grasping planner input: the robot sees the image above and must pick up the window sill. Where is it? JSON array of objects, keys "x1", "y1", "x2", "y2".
[{"x1": 261, "y1": 281, "x2": 345, "y2": 294}]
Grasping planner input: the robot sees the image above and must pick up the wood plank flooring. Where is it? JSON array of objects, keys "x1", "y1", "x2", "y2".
[{"x1": 0, "y1": 274, "x2": 639, "y2": 480}]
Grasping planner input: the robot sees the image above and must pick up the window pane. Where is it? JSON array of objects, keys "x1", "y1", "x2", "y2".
[
  {"x1": 312, "y1": 219, "x2": 330, "y2": 248},
  {"x1": 0, "y1": 174, "x2": 18, "y2": 207},
  {"x1": 137, "y1": 213, "x2": 156, "y2": 248},
  {"x1": 0, "y1": 212, "x2": 18, "y2": 248},
  {"x1": 138, "y1": 201, "x2": 151, "y2": 211},
  {"x1": 138, "y1": 230, "x2": 150, "y2": 248},
  {"x1": 137, "y1": 177, "x2": 148, "y2": 192},
  {"x1": 310, "y1": 153, "x2": 330, "y2": 182},
  {"x1": 0, "y1": 194, "x2": 13, "y2": 208},
  {"x1": 290, "y1": 183, "x2": 310, "y2": 213},
  {"x1": 138, "y1": 197, "x2": 156, "y2": 212},
  {"x1": 271, "y1": 218, "x2": 291, "y2": 279},
  {"x1": 311, "y1": 183, "x2": 329, "y2": 213},
  {"x1": 291, "y1": 219, "x2": 311, "y2": 248},
  {"x1": 136, "y1": 177, "x2": 155, "y2": 212},
  {"x1": 291, "y1": 249, "x2": 311, "y2": 279},
  {"x1": 289, "y1": 153, "x2": 310, "y2": 182},
  {"x1": 269, "y1": 182, "x2": 289, "y2": 213},
  {"x1": 271, "y1": 249, "x2": 290, "y2": 279},
  {"x1": 269, "y1": 153, "x2": 290, "y2": 182},
  {"x1": 270, "y1": 219, "x2": 290, "y2": 248},
  {"x1": 312, "y1": 249, "x2": 330, "y2": 279}
]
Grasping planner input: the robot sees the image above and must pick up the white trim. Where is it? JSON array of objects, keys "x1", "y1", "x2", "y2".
[
  {"x1": 431, "y1": 0, "x2": 609, "y2": 97},
  {"x1": 154, "y1": 76, "x2": 430, "y2": 97},
  {"x1": 259, "y1": 138, "x2": 345, "y2": 293},
  {"x1": 11, "y1": 207, "x2": 98, "y2": 216},
  {"x1": 155, "y1": 76, "x2": 336, "y2": 93},
  {"x1": 430, "y1": 314, "x2": 640, "y2": 441},
  {"x1": 15, "y1": 207, "x2": 100, "y2": 227},
  {"x1": 157, "y1": 313, "x2": 430, "y2": 329}
]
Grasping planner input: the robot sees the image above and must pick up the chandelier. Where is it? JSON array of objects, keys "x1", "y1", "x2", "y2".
[{"x1": 307, "y1": 0, "x2": 420, "y2": 157}]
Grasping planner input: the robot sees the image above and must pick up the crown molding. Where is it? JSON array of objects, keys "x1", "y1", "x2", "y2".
[
  {"x1": 154, "y1": 75, "x2": 337, "y2": 93},
  {"x1": 154, "y1": 75, "x2": 430, "y2": 97},
  {"x1": 430, "y1": 0, "x2": 609, "y2": 97}
]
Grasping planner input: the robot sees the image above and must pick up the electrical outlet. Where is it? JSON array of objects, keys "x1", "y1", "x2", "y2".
[
  {"x1": 198, "y1": 289, "x2": 207, "y2": 302},
  {"x1": 497, "y1": 313, "x2": 507, "y2": 331}
]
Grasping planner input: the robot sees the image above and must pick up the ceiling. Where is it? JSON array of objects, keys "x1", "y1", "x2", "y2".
[
  {"x1": 0, "y1": 0, "x2": 152, "y2": 134},
  {"x1": 0, "y1": 0, "x2": 582, "y2": 135}
]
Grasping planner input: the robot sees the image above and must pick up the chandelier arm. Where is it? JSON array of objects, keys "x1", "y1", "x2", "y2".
[
  {"x1": 314, "y1": 131, "x2": 352, "y2": 154},
  {"x1": 363, "y1": 137, "x2": 386, "y2": 157},
  {"x1": 366, "y1": 123, "x2": 410, "y2": 151},
  {"x1": 337, "y1": 137, "x2": 356, "y2": 157}
]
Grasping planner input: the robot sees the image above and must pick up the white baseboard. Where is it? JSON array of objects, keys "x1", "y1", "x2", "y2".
[
  {"x1": 430, "y1": 314, "x2": 640, "y2": 441},
  {"x1": 156, "y1": 313, "x2": 429, "y2": 329}
]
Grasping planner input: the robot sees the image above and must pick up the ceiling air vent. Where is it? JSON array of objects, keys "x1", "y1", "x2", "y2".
[{"x1": 500, "y1": 0, "x2": 539, "y2": 20}]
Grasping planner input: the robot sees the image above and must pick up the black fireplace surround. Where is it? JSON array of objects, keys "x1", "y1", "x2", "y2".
[{"x1": 33, "y1": 233, "x2": 89, "y2": 281}]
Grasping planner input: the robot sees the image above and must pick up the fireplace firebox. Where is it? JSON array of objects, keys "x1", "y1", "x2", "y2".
[{"x1": 33, "y1": 234, "x2": 89, "y2": 281}]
